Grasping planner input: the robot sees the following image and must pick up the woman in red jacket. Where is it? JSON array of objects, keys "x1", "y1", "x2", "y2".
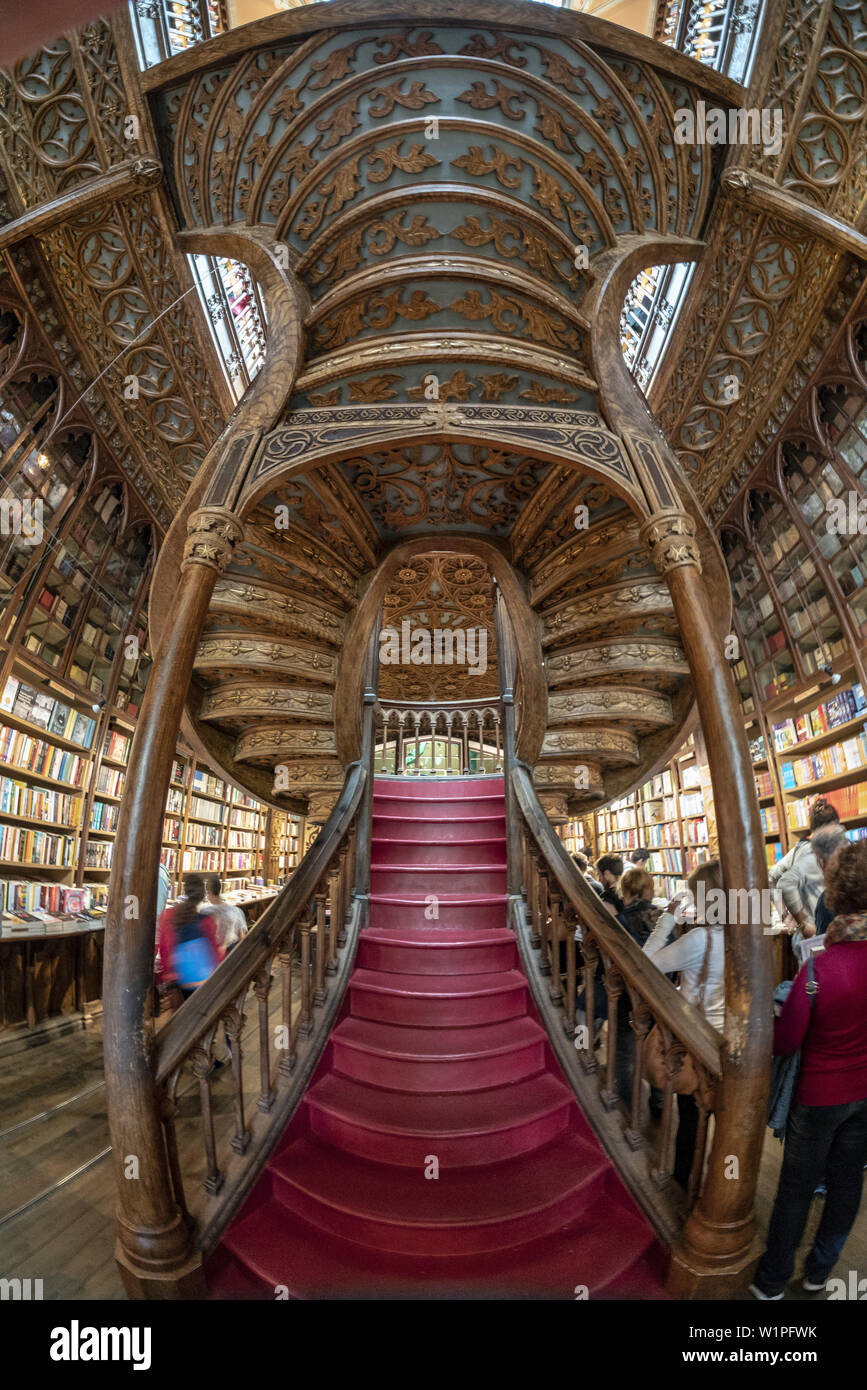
[
  {"x1": 751, "y1": 839, "x2": 867, "y2": 1299},
  {"x1": 157, "y1": 872, "x2": 223, "y2": 1001}
]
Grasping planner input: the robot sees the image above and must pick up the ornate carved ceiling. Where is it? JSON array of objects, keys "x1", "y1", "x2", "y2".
[{"x1": 379, "y1": 553, "x2": 498, "y2": 700}]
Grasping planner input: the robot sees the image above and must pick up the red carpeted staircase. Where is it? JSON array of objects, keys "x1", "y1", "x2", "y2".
[{"x1": 208, "y1": 776, "x2": 667, "y2": 1299}]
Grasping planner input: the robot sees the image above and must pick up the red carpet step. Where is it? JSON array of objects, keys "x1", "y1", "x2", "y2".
[{"x1": 209, "y1": 776, "x2": 667, "y2": 1300}]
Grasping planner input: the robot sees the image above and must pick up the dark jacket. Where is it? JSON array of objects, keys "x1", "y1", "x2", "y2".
[
  {"x1": 616, "y1": 898, "x2": 660, "y2": 948},
  {"x1": 600, "y1": 882, "x2": 624, "y2": 915}
]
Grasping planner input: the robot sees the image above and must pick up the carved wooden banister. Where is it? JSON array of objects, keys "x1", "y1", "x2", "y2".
[
  {"x1": 512, "y1": 763, "x2": 721, "y2": 1080},
  {"x1": 150, "y1": 758, "x2": 367, "y2": 1270},
  {"x1": 509, "y1": 758, "x2": 724, "y2": 1251},
  {"x1": 155, "y1": 760, "x2": 366, "y2": 1083}
]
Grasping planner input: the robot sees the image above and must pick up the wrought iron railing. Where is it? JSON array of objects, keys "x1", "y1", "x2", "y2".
[
  {"x1": 130, "y1": 0, "x2": 229, "y2": 69},
  {"x1": 188, "y1": 255, "x2": 268, "y2": 401},
  {"x1": 653, "y1": 0, "x2": 760, "y2": 84},
  {"x1": 374, "y1": 699, "x2": 503, "y2": 775}
]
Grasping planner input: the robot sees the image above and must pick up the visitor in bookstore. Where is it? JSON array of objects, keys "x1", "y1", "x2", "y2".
[
  {"x1": 801, "y1": 824, "x2": 849, "y2": 945},
  {"x1": 571, "y1": 850, "x2": 601, "y2": 891},
  {"x1": 203, "y1": 875, "x2": 248, "y2": 952},
  {"x1": 156, "y1": 872, "x2": 224, "y2": 1003},
  {"x1": 626, "y1": 847, "x2": 651, "y2": 870},
  {"x1": 769, "y1": 798, "x2": 842, "y2": 951},
  {"x1": 156, "y1": 860, "x2": 172, "y2": 921},
  {"x1": 751, "y1": 839, "x2": 867, "y2": 1301},
  {"x1": 613, "y1": 868, "x2": 664, "y2": 1103},
  {"x1": 643, "y1": 861, "x2": 726, "y2": 1188},
  {"x1": 595, "y1": 854, "x2": 624, "y2": 915}
]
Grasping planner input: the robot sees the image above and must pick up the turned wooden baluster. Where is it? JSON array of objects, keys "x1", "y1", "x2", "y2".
[
  {"x1": 578, "y1": 933, "x2": 599, "y2": 1074},
  {"x1": 326, "y1": 860, "x2": 340, "y2": 975},
  {"x1": 525, "y1": 839, "x2": 540, "y2": 948},
  {"x1": 277, "y1": 946, "x2": 296, "y2": 1077},
  {"x1": 562, "y1": 902, "x2": 577, "y2": 1035},
  {"x1": 298, "y1": 907, "x2": 314, "y2": 1038},
  {"x1": 191, "y1": 1032, "x2": 223, "y2": 1195},
  {"x1": 461, "y1": 717, "x2": 469, "y2": 774},
  {"x1": 313, "y1": 888, "x2": 328, "y2": 1006},
  {"x1": 600, "y1": 961, "x2": 623, "y2": 1112},
  {"x1": 342, "y1": 824, "x2": 357, "y2": 938},
  {"x1": 548, "y1": 885, "x2": 564, "y2": 1006},
  {"x1": 336, "y1": 843, "x2": 349, "y2": 947},
  {"x1": 494, "y1": 716, "x2": 501, "y2": 771},
  {"x1": 536, "y1": 858, "x2": 550, "y2": 974},
  {"x1": 160, "y1": 1069, "x2": 190, "y2": 1225},
  {"x1": 687, "y1": 1089, "x2": 713, "y2": 1208},
  {"x1": 222, "y1": 996, "x2": 250, "y2": 1154},
  {"x1": 650, "y1": 1027, "x2": 679, "y2": 1189},
  {"x1": 254, "y1": 964, "x2": 275, "y2": 1112},
  {"x1": 625, "y1": 997, "x2": 652, "y2": 1152}
]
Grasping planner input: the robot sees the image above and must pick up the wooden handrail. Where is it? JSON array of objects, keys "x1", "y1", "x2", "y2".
[
  {"x1": 155, "y1": 759, "x2": 367, "y2": 1083},
  {"x1": 512, "y1": 762, "x2": 721, "y2": 1079}
]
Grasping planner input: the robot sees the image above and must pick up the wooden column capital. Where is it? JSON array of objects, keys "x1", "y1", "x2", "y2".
[
  {"x1": 639, "y1": 510, "x2": 703, "y2": 576},
  {"x1": 181, "y1": 507, "x2": 244, "y2": 574}
]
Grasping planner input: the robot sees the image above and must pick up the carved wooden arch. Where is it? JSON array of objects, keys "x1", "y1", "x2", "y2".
[
  {"x1": 238, "y1": 405, "x2": 650, "y2": 522},
  {"x1": 335, "y1": 535, "x2": 546, "y2": 768},
  {"x1": 145, "y1": 223, "x2": 310, "y2": 805},
  {"x1": 585, "y1": 231, "x2": 733, "y2": 639}
]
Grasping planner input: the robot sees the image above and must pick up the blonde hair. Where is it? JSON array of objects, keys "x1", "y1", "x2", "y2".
[{"x1": 620, "y1": 867, "x2": 654, "y2": 902}]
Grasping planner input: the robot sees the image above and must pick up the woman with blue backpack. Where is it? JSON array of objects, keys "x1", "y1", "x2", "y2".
[{"x1": 157, "y1": 872, "x2": 224, "y2": 1002}]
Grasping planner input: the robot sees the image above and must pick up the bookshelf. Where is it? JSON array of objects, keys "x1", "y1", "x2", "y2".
[
  {"x1": 718, "y1": 367, "x2": 867, "y2": 868},
  {"x1": 560, "y1": 738, "x2": 712, "y2": 902}
]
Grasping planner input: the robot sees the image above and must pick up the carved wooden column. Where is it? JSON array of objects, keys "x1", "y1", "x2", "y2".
[
  {"x1": 102, "y1": 505, "x2": 243, "y2": 1298},
  {"x1": 639, "y1": 508, "x2": 774, "y2": 1298}
]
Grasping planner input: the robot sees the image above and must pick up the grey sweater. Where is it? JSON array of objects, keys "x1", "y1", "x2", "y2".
[{"x1": 768, "y1": 837, "x2": 824, "y2": 920}]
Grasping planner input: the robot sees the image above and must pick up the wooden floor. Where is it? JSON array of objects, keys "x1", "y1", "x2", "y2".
[{"x1": 1, "y1": 1018, "x2": 865, "y2": 1301}]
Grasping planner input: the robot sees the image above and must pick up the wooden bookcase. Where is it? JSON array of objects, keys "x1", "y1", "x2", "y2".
[{"x1": 560, "y1": 737, "x2": 712, "y2": 901}]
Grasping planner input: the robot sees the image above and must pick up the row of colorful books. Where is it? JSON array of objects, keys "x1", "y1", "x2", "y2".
[
  {"x1": 754, "y1": 770, "x2": 773, "y2": 797},
  {"x1": 0, "y1": 824, "x2": 75, "y2": 865},
  {"x1": 780, "y1": 732, "x2": 867, "y2": 788},
  {"x1": 1, "y1": 880, "x2": 91, "y2": 915},
  {"x1": 102, "y1": 729, "x2": 131, "y2": 763},
  {"x1": 89, "y1": 800, "x2": 119, "y2": 833},
  {"x1": 760, "y1": 806, "x2": 779, "y2": 834},
  {"x1": 227, "y1": 829, "x2": 257, "y2": 849},
  {"x1": 0, "y1": 725, "x2": 85, "y2": 786},
  {"x1": 192, "y1": 769, "x2": 226, "y2": 799},
  {"x1": 186, "y1": 822, "x2": 223, "y2": 847},
  {"x1": 0, "y1": 677, "x2": 96, "y2": 748},
  {"x1": 765, "y1": 842, "x2": 783, "y2": 868},
  {"x1": 182, "y1": 849, "x2": 222, "y2": 872},
  {"x1": 0, "y1": 776, "x2": 78, "y2": 826},
  {"x1": 95, "y1": 766, "x2": 125, "y2": 798},
  {"x1": 84, "y1": 842, "x2": 112, "y2": 869},
  {"x1": 648, "y1": 848, "x2": 683, "y2": 873},
  {"x1": 772, "y1": 683, "x2": 867, "y2": 751},
  {"x1": 189, "y1": 796, "x2": 224, "y2": 824},
  {"x1": 643, "y1": 822, "x2": 681, "y2": 848},
  {"x1": 786, "y1": 781, "x2": 867, "y2": 829},
  {"x1": 683, "y1": 817, "x2": 709, "y2": 844},
  {"x1": 229, "y1": 809, "x2": 259, "y2": 830}
]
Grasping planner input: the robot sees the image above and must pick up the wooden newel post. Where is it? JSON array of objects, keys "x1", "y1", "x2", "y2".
[
  {"x1": 102, "y1": 506, "x2": 243, "y2": 1298},
  {"x1": 639, "y1": 509, "x2": 774, "y2": 1297}
]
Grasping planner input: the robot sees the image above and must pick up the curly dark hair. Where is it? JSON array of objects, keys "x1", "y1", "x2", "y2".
[
  {"x1": 823, "y1": 839, "x2": 867, "y2": 915},
  {"x1": 809, "y1": 796, "x2": 840, "y2": 832}
]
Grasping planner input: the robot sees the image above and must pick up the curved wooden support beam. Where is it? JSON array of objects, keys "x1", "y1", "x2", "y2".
[
  {"x1": 589, "y1": 234, "x2": 774, "y2": 1292},
  {"x1": 332, "y1": 535, "x2": 546, "y2": 769},
  {"x1": 104, "y1": 227, "x2": 308, "y2": 1297},
  {"x1": 721, "y1": 168, "x2": 867, "y2": 261}
]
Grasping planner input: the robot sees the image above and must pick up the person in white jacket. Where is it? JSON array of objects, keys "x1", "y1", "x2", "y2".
[
  {"x1": 643, "y1": 860, "x2": 726, "y2": 1189},
  {"x1": 768, "y1": 798, "x2": 841, "y2": 949}
]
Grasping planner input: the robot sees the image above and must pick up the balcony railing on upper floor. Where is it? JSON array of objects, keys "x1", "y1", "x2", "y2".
[
  {"x1": 653, "y1": 0, "x2": 760, "y2": 85},
  {"x1": 129, "y1": 0, "x2": 229, "y2": 69}
]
